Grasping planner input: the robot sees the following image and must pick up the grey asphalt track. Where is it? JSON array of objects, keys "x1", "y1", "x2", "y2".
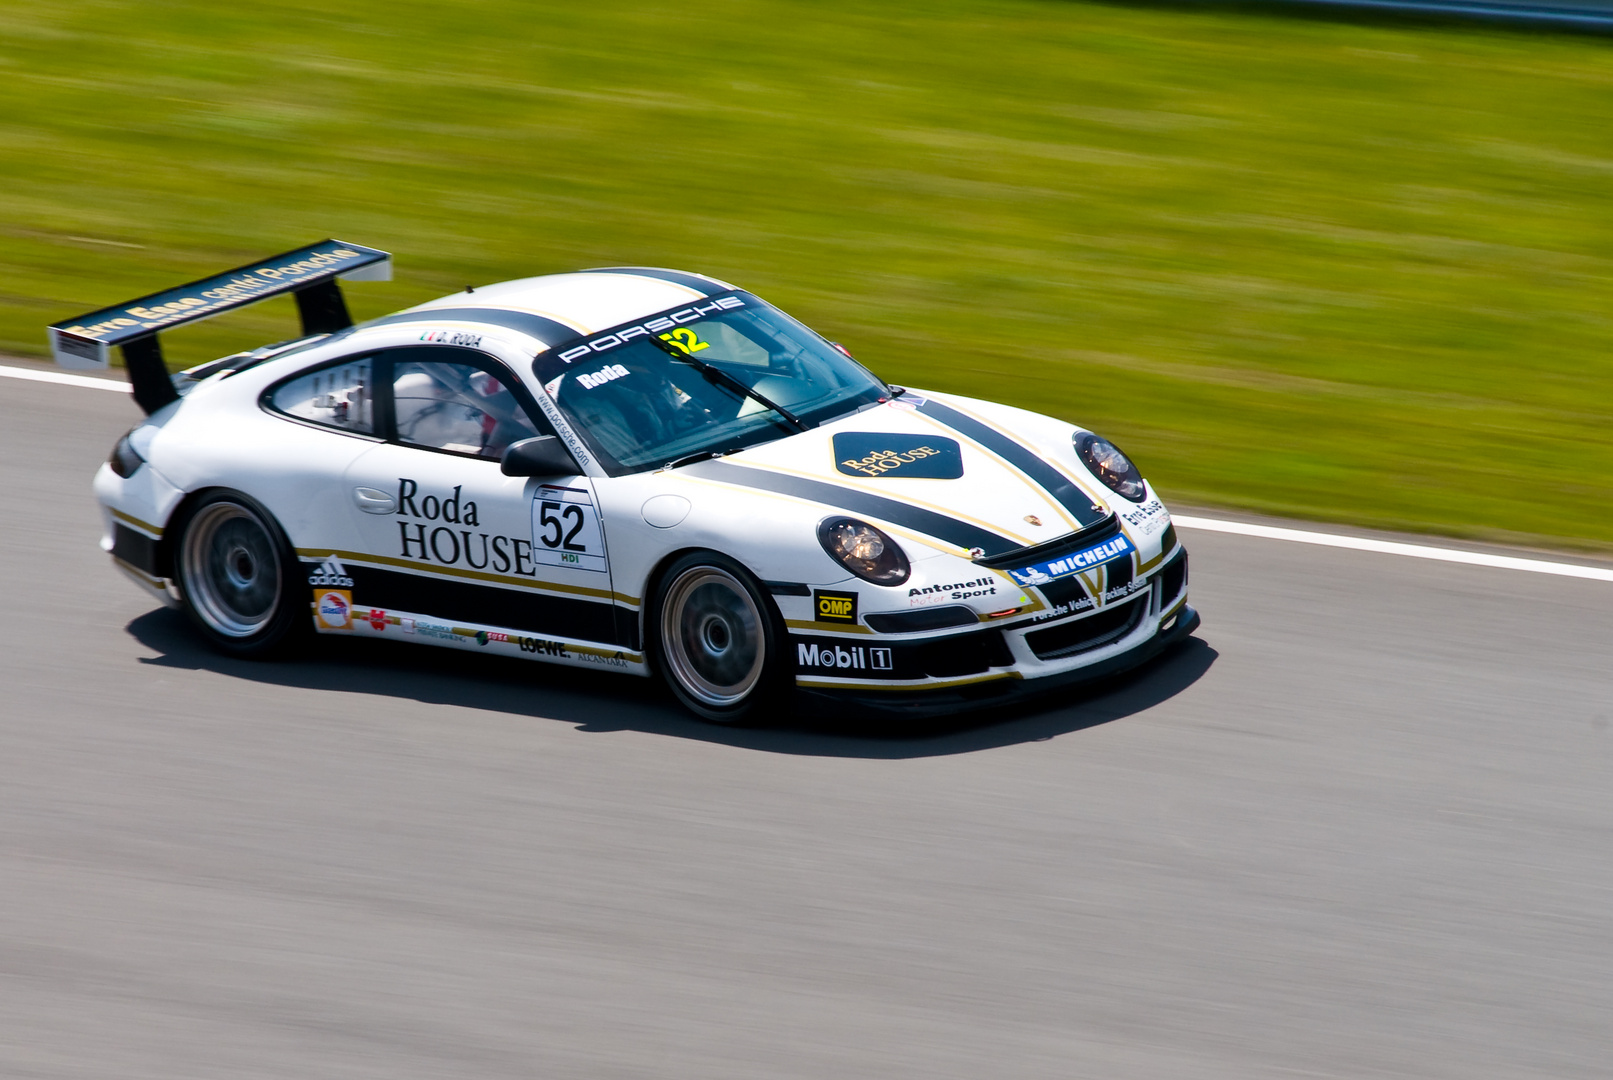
[{"x1": 2, "y1": 369, "x2": 1610, "y2": 1079}]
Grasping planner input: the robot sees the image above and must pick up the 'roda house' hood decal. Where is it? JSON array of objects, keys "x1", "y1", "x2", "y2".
[{"x1": 832, "y1": 433, "x2": 963, "y2": 479}]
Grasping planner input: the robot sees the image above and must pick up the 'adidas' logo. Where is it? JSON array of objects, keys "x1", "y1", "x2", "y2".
[{"x1": 308, "y1": 555, "x2": 354, "y2": 588}]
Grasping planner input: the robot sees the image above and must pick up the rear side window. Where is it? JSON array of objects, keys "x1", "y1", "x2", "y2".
[{"x1": 270, "y1": 359, "x2": 375, "y2": 434}]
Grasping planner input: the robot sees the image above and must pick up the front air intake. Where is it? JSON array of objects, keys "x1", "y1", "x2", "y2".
[{"x1": 1024, "y1": 595, "x2": 1148, "y2": 661}]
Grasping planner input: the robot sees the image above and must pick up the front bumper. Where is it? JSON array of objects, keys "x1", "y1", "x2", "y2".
[
  {"x1": 792, "y1": 540, "x2": 1197, "y2": 719},
  {"x1": 795, "y1": 602, "x2": 1200, "y2": 719}
]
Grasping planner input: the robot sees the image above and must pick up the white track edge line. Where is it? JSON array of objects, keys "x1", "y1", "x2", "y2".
[
  {"x1": 1173, "y1": 515, "x2": 1613, "y2": 583},
  {"x1": 0, "y1": 363, "x2": 131, "y2": 392},
  {"x1": 4, "y1": 361, "x2": 1607, "y2": 582}
]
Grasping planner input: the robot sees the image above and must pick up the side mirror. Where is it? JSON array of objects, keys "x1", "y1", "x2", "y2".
[{"x1": 500, "y1": 435, "x2": 579, "y2": 477}]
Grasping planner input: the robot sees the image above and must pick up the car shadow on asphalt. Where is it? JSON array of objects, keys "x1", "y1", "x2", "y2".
[{"x1": 127, "y1": 609, "x2": 1218, "y2": 759}]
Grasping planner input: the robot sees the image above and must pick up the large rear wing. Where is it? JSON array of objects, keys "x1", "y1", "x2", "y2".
[{"x1": 48, "y1": 239, "x2": 391, "y2": 414}]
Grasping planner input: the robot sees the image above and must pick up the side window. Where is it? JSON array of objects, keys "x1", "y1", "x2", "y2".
[
  {"x1": 269, "y1": 359, "x2": 375, "y2": 434},
  {"x1": 392, "y1": 359, "x2": 544, "y2": 459}
]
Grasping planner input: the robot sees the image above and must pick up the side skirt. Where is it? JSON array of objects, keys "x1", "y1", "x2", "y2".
[{"x1": 310, "y1": 601, "x2": 649, "y2": 677}]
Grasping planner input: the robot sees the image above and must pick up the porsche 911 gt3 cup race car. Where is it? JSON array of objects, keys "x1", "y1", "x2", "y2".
[{"x1": 51, "y1": 240, "x2": 1198, "y2": 721}]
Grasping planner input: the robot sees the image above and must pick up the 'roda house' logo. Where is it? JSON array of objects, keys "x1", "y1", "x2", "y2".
[
  {"x1": 393, "y1": 478, "x2": 541, "y2": 577},
  {"x1": 831, "y1": 433, "x2": 964, "y2": 480}
]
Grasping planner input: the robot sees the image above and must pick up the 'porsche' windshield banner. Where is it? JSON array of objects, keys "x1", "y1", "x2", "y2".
[{"x1": 48, "y1": 239, "x2": 391, "y2": 368}]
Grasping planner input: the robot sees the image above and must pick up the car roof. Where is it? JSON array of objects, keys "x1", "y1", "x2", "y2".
[{"x1": 368, "y1": 267, "x2": 737, "y2": 348}]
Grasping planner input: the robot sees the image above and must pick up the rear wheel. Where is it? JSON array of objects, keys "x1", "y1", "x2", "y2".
[
  {"x1": 650, "y1": 553, "x2": 789, "y2": 723},
  {"x1": 175, "y1": 491, "x2": 302, "y2": 657}
]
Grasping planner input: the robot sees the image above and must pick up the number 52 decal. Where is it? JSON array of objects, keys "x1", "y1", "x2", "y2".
[
  {"x1": 658, "y1": 328, "x2": 709, "y2": 354},
  {"x1": 532, "y1": 485, "x2": 608, "y2": 573}
]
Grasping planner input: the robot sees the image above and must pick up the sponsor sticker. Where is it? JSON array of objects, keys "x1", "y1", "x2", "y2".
[
  {"x1": 419, "y1": 330, "x2": 483, "y2": 348},
  {"x1": 576, "y1": 362, "x2": 630, "y2": 390},
  {"x1": 832, "y1": 433, "x2": 964, "y2": 480},
  {"x1": 314, "y1": 589, "x2": 352, "y2": 630},
  {"x1": 51, "y1": 242, "x2": 382, "y2": 345},
  {"x1": 308, "y1": 555, "x2": 355, "y2": 588},
  {"x1": 532, "y1": 485, "x2": 607, "y2": 573},
  {"x1": 796, "y1": 640, "x2": 893, "y2": 673},
  {"x1": 1007, "y1": 533, "x2": 1135, "y2": 587},
  {"x1": 553, "y1": 296, "x2": 746, "y2": 364},
  {"x1": 907, "y1": 576, "x2": 999, "y2": 607},
  {"x1": 813, "y1": 590, "x2": 859, "y2": 624},
  {"x1": 1118, "y1": 497, "x2": 1169, "y2": 536}
]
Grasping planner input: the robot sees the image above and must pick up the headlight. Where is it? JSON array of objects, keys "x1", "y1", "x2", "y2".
[
  {"x1": 817, "y1": 517, "x2": 910, "y2": 585},
  {"x1": 108, "y1": 430, "x2": 144, "y2": 478},
  {"x1": 1074, "y1": 432, "x2": 1147, "y2": 502}
]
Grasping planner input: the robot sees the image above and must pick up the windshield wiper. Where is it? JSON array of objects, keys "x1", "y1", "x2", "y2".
[
  {"x1": 648, "y1": 335, "x2": 808, "y2": 432},
  {"x1": 661, "y1": 448, "x2": 736, "y2": 471}
]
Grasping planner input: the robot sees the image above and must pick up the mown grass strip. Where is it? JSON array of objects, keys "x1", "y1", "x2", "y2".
[{"x1": 2, "y1": 0, "x2": 1609, "y2": 547}]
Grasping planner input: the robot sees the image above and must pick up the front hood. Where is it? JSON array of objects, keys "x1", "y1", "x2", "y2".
[{"x1": 687, "y1": 389, "x2": 1116, "y2": 560}]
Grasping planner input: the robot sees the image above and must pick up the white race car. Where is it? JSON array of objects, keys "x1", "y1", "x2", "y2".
[{"x1": 52, "y1": 241, "x2": 1198, "y2": 721}]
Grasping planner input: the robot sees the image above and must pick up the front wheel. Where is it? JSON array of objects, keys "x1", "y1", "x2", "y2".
[
  {"x1": 649, "y1": 553, "x2": 790, "y2": 723},
  {"x1": 174, "y1": 491, "x2": 303, "y2": 657}
]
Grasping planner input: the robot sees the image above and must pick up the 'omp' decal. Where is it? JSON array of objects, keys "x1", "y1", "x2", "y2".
[
  {"x1": 833, "y1": 433, "x2": 963, "y2": 480},
  {"x1": 813, "y1": 590, "x2": 859, "y2": 623}
]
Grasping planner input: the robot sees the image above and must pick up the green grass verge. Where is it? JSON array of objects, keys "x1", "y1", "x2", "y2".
[{"x1": 3, "y1": 0, "x2": 1611, "y2": 548}]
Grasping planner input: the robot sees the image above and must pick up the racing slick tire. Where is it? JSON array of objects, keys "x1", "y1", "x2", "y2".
[
  {"x1": 649, "y1": 552, "x2": 791, "y2": 724},
  {"x1": 174, "y1": 490, "x2": 304, "y2": 658}
]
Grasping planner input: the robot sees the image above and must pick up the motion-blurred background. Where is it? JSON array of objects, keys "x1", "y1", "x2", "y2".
[{"x1": 3, "y1": 0, "x2": 1609, "y2": 547}]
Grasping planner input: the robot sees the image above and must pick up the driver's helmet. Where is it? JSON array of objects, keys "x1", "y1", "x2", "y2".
[{"x1": 393, "y1": 366, "x2": 500, "y2": 454}]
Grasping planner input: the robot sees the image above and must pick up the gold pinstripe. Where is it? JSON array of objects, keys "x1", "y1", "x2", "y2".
[
  {"x1": 928, "y1": 395, "x2": 1111, "y2": 512},
  {"x1": 784, "y1": 619, "x2": 874, "y2": 635},
  {"x1": 796, "y1": 670, "x2": 1023, "y2": 692},
  {"x1": 112, "y1": 555, "x2": 167, "y2": 588},
  {"x1": 905, "y1": 409, "x2": 1082, "y2": 533},
  {"x1": 718, "y1": 457, "x2": 1041, "y2": 548},
  {"x1": 294, "y1": 547, "x2": 640, "y2": 606},
  {"x1": 110, "y1": 508, "x2": 163, "y2": 537}
]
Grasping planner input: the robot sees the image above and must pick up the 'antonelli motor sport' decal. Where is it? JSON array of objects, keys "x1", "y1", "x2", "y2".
[
  {"x1": 832, "y1": 433, "x2": 964, "y2": 479},
  {"x1": 1006, "y1": 533, "x2": 1135, "y2": 587}
]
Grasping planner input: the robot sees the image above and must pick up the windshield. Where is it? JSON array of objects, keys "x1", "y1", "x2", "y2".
[{"x1": 533, "y1": 291, "x2": 888, "y2": 474}]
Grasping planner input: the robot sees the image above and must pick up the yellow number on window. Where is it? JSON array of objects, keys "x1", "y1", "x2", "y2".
[{"x1": 658, "y1": 328, "x2": 709, "y2": 354}]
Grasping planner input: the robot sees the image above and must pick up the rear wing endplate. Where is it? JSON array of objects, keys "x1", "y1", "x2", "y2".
[{"x1": 48, "y1": 239, "x2": 391, "y2": 414}]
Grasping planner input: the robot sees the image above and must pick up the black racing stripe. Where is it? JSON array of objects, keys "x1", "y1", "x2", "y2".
[
  {"x1": 915, "y1": 398, "x2": 1107, "y2": 529},
  {"x1": 688, "y1": 461, "x2": 1020, "y2": 557},
  {"x1": 343, "y1": 563, "x2": 626, "y2": 645},
  {"x1": 364, "y1": 306, "x2": 581, "y2": 347},
  {"x1": 575, "y1": 267, "x2": 727, "y2": 296}
]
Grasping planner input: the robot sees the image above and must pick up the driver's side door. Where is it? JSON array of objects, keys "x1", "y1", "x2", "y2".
[{"x1": 330, "y1": 345, "x2": 624, "y2": 649}]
